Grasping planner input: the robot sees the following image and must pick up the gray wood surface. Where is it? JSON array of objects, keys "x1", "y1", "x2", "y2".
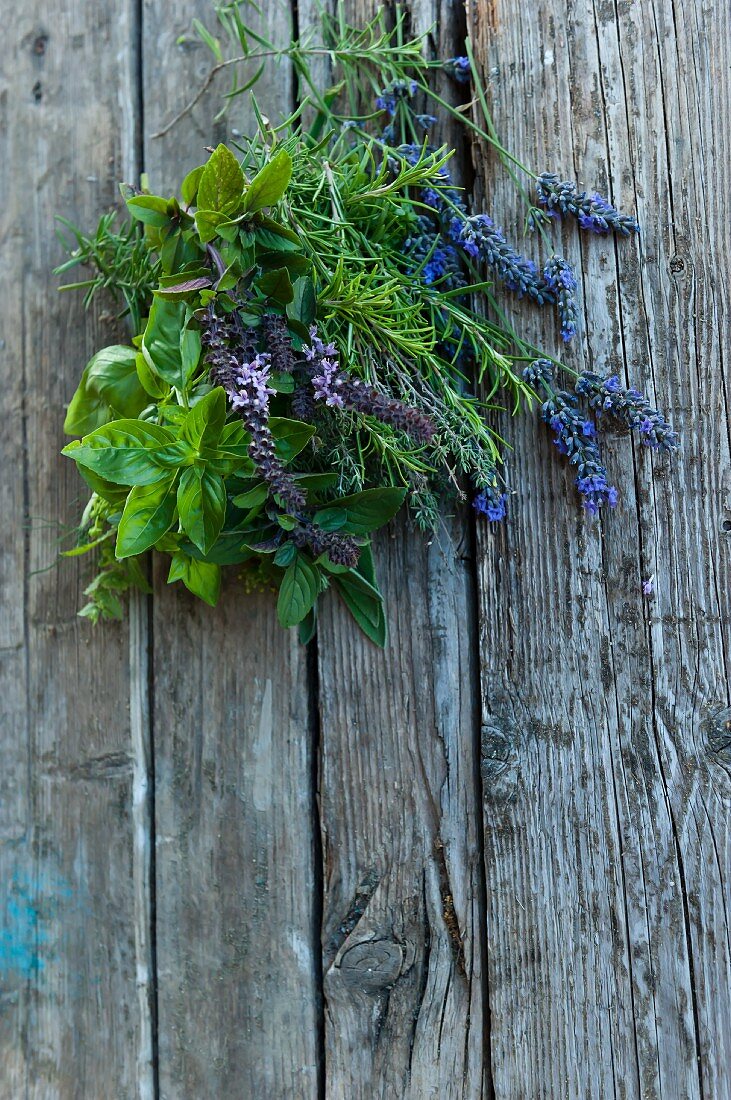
[
  {"x1": 0, "y1": 3, "x2": 152, "y2": 1096},
  {"x1": 1, "y1": 0, "x2": 728, "y2": 1096},
  {"x1": 141, "y1": 2, "x2": 321, "y2": 1096},
  {"x1": 473, "y1": 0, "x2": 731, "y2": 1096}
]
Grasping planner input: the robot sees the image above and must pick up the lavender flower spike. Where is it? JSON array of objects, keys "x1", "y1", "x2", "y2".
[
  {"x1": 536, "y1": 172, "x2": 640, "y2": 237},
  {"x1": 576, "y1": 371, "x2": 679, "y2": 451},
  {"x1": 455, "y1": 214, "x2": 554, "y2": 304},
  {"x1": 443, "y1": 56, "x2": 471, "y2": 83},
  {"x1": 473, "y1": 485, "x2": 507, "y2": 521},
  {"x1": 543, "y1": 256, "x2": 579, "y2": 342},
  {"x1": 541, "y1": 389, "x2": 617, "y2": 514}
]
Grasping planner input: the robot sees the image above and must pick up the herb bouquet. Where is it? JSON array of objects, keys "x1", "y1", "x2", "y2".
[{"x1": 58, "y1": 8, "x2": 677, "y2": 645}]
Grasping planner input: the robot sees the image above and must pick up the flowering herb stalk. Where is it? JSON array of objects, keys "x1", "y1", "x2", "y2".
[{"x1": 56, "y1": 7, "x2": 677, "y2": 644}]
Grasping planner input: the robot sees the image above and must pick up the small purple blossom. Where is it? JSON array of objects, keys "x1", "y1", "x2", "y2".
[
  {"x1": 375, "y1": 80, "x2": 418, "y2": 116},
  {"x1": 473, "y1": 486, "x2": 507, "y2": 521},
  {"x1": 444, "y1": 56, "x2": 471, "y2": 83},
  {"x1": 576, "y1": 371, "x2": 679, "y2": 450},
  {"x1": 536, "y1": 172, "x2": 640, "y2": 237},
  {"x1": 642, "y1": 576, "x2": 655, "y2": 596},
  {"x1": 542, "y1": 255, "x2": 579, "y2": 342},
  {"x1": 522, "y1": 358, "x2": 555, "y2": 387}
]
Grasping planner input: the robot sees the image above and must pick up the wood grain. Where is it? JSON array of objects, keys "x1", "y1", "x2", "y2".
[
  {"x1": 0, "y1": 3, "x2": 152, "y2": 1096},
  {"x1": 140, "y1": 3, "x2": 321, "y2": 1095},
  {"x1": 307, "y1": 2, "x2": 487, "y2": 1094},
  {"x1": 472, "y1": 0, "x2": 731, "y2": 1095}
]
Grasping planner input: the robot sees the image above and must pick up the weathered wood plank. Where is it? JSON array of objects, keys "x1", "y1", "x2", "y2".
[
  {"x1": 473, "y1": 0, "x2": 731, "y2": 1095},
  {"x1": 141, "y1": 3, "x2": 321, "y2": 1094},
  {"x1": 308, "y1": 2, "x2": 486, "y2": 1093},
  {"x1": 0, "y1": 4, "x2": 152, "y2": 1096}
]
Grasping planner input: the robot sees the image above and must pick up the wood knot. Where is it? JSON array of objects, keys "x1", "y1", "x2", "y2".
[
  {"x1": 701, "y1": 707, "x2": 731, "y2": 764},
  {"x1": 481, "y1": 722, "x2": 514, "y2": 779},
  {"x1": 338, "y1": 939, "x2": 403, "y2": 994}
]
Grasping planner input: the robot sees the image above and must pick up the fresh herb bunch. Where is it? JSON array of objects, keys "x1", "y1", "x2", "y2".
[{"x1": 58, "y1": 7, "x2": 677, "y2": 644}]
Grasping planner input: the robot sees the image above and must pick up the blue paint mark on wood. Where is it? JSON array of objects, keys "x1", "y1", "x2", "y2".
[{"x1": 0, "y1": 870, "x2": 73, "y2": 978}]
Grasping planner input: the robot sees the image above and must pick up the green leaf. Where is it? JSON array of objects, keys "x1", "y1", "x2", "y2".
[
  {"x1": 181, "y1": 164, "x2": 204, "y2": 206},
  {"x1": 142, "y1": 299, "x2": 200, "y2": 389},
  {"x1": 286, "y1": 276, "x2": 317, "y2": 327},
  {"x1": 255, "y1": 216, "x2": 302, "y2": 252},
  {"x1": 197, "y1": 144, "x2": 244, "y2": 215},
  {"x1": 232, "y1": 482, "x2": 269, "y2": 509},
  {"x1": 154, "y1": 276, "x2": 212, "y2": 301},
  {"x1": 195, "y1": 208, "x2": 227, "y2": 243},
  {"x1": 314, "y1": 487, "x2": 407, "y2": 535},
  {"x1": 180, "y1": 386, "x2": 227, "y2": 452},
  {"x1": 126, "y1": 194, "x2": 172, "y2": 227},
  {"x1": 62, "y1": 420, "x2": 175, "y2": 486},
  {"x1": 269, "y1": 417, "x2": 315, "y2": 462},
  {"x1": 64, "y1": 346, "x2": 147, "y2": 436},
  {"x1": 274, "y1": 541, "x2": 297, "y2": 567},
  {"x1": 116, "y1": 475, "x2": 178, "y2": 557},
  {"x1": 242, "y1": 149, "x2": 293, "y2": 213},
  {"x1": 76, "y1": 466, "x2": 129, "y2": 506},
  {"x1": 298, "y1": 606, "x2": 318, "y2": 645},
  {"x1": 177, "y1": 466, "x2": 226, "y2": 554},
  {"x1": 167, "y1": 551, "x2": 221, "y2": 606},
  {"x1": 136, "y1": 351, "x2": 170, "y2": 400},
  {"x1": 277, "y1": 554, "x2": 320, "y2": 628},
  {"x1": 257, "y1": 266, "x2": 293, "y2": 304},
  {"x1": 333, "y1": 550, "x2": 387, "y2": 646}
]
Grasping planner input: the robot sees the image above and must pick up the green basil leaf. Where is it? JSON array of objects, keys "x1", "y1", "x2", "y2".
[
  {"x1": 62, "y1": 420, "x2": 175, "y2": 486},
  {"x1": 177, "y1": 466, "x2": 226, "y2": 554},
  {"x1": 277, "y1": 554, "x2": 320, "y2": 628},
  {"x1": 286, "y1": 276, "x2": 317, "y2": 327},
  {"x1": 76, "y1": 466, "x2": 130, "y2": 506},
  {"x1": 181, "y1": 164, "x2": 204, "y2": 206},
  {"x1": 273, "y1": 541, "x2": 297, "y2": 567},
  {"x1": 333, "y1": 564, "x2": 387, "y2": 647},
  {"x1": 197, "y1": 144, "x2": 244, "y2": 215},
  {"x1": 167, "y1": 551, "x2": 221, "y2": 606},
  {"x1": 269, "y1": 417, "x2": 315, "y2": 462},
  {"x1": 298, "y1": 606, "x2": 317, "y2": 645},
  {"x1": 64, "y1": 346, "x2": 147, "y2": 436},
  {"x1": 136, "y1": 351, "x2": 170, "y2": 400},
  {"x1": 154, "y1": 276, "x2": 212, "y2": 301},
  {"x1": 242, "y1": 149, "x2": 292, "y2": 213},
  {"x1": 125, "y1": 194, "x2": 171, "y2": 227},
  {"x1": 116, "y1": 475, "x2": 178, "y2": 558},
  {"x1": 313, "y1": 487, "x2": 406, "y2": 535},
  {"x1": 180, "y1": 386, "x2": 227, "y2": 451},
  {"x1": 257, "y1": 266, "x2": 293, "y2": 304},
  {"x1": 142, "y1": 299, "x2": 200, "y2": 389},
  {"x1": 231, "y1": 482, "x2": 269, "y2": 509}
]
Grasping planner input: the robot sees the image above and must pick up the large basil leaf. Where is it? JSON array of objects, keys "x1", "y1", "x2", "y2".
[
  {"x1": 167, "y1": 551, "x2": 221, "y2": 606},
  {"x1": 177, "y1": 466, "x2": 226, "y2": 554},
  {"x1": 181, "y1": 387, "x2": 227, "y2": 452},
  {"x1": 142, "y1": 298, "x2": 201, "y2": 390},
  {"x1": 64, "y1": 345, "x2": 147, "y2": 436},
  {"x1": 276, "y1": 554, "x2": 321, "y2": 628},
  {"x1": 197, "y1": 144, "x2": 244, "y2": 215},
  {"x1": 257, "y1": 267, "x2": 294, "y2": 304},
  {"x1": 313, "y1": 487, "x2": 406, "y2": 535},
  {"x1": 242, "y1": 149, "x2": 292, "y2": 213},
  {"x1": 116, "y1": 475, "x2": 178, "y2": 558},
  {"x1": 62, "y1": 420, "x2": 175, "y2": 486},
  {"x1": 269, "y1": 417, "x2": 315, "y2": 462}
]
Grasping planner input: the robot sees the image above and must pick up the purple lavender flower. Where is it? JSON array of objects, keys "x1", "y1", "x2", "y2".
[
  {"x1": 541, "y1": 390, "x2": 617, "y2": 514},
  {"x1": 536, "y1": 172, "x2": 640, "y2": 237},
  {"x1": 455, "y1": 214, "x2": 553, "y2": 304},
  {"x1": 576, "y1": 371, "x2": 679, "y2": 450},
  {"x1": 302, "y1": 326, "x2": 435, "y2": 443},
  {"x1": 642, "y1": 576, "x2": 655, "y2": 596},
  {"x1": 443, "y1": 56, "x2": 471, "y2": 83},
  {"x1": 473, "y1": 486, "x2": 507, "y2": 521},
  {"x1": 542, "y1": 256, "x2": 579, "y2": 342},
  {"x1": 522, "y1": 358, "x2": 555, "y2": 386},
  {"x1": 375, "y1": 80, "x2": 418, "y2": 116}
]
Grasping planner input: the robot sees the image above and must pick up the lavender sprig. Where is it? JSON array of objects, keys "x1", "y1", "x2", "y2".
[
  {"x1": 443, "y1": 56, "x2": 471, "y2": 84},
  {"x1": 576, "y1": 372, "x2": 679, "y2": 450},
  {"x1": 302, "y1": 327, "x2": 436, "y2": 443},
  {"x1": 375, "y1": 80, "x2": 418, "y2": 117},
  {"x1": 542, "y1": 256, "x2": 579, "y2": 342},
  {"x1": 454, "y1": 214, "x2": 553, "y2": 304},
  {"x1": 540, "y1": 388, "x2": 617, "y2": 515},
  {"x1": 536, "y1": 172, "x2": 640, "y2": 237}
]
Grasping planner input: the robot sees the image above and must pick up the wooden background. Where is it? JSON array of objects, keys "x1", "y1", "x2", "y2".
[{"x1": 1, "y1": 0, "x2": 729, "y2": 1095}]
